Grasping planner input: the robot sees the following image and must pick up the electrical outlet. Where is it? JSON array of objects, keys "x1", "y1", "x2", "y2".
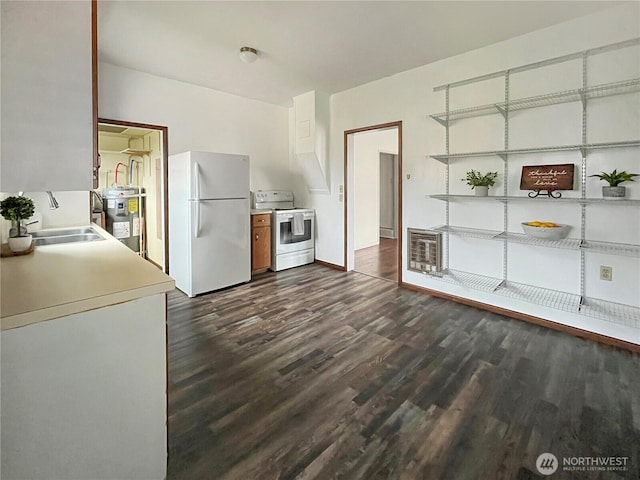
[
  {"x1": 600, "y1": 266, "x2": 613, "y2": 281},
  {"x1": 339, "y1": 193, "x2": 343, "y2": 202}
]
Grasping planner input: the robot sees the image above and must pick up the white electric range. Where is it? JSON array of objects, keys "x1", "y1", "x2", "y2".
[{"x1": 253, "y1": 190, "x2": 315, "y2": 271}]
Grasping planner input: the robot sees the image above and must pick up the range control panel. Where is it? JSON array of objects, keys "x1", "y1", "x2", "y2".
[{"x1": 253, "y1": 190, "x2": 294, "y2": 209}]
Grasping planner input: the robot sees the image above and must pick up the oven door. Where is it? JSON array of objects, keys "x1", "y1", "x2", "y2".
[{"x1": 275, "y1": 211, "x2": 315, "y2": 254}]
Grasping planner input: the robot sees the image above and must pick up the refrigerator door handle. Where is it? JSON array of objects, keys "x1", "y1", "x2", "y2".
[
  {"x1": 193, "y1": 163, "x2": 202, "y2": 237},
  {"x1": 194, "y1": 162, "x2": 202, "y2": 200},
  {"x1": 194, "y1": 200, "x2": 201, "y2": 238}
]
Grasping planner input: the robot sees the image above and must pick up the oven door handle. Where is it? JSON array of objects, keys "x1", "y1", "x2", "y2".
[{"x1": 278, "y1": 214, "x2": 314, "y2": 221}]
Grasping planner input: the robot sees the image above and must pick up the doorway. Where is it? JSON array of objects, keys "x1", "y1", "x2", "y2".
[
  {"x1": 344, "y1": 122, "x2": 402, "y2": 283},
  {"x1": 96, "y1": 118, "x2": 169, "y2": 272}
]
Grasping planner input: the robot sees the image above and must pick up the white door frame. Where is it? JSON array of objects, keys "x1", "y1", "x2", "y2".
[
  {"x1": 343, "y1": 121, "x2": 402, "y2": 282},
  {"x1": 98, "y1": 118, "x2": 169, "y2": 272}
]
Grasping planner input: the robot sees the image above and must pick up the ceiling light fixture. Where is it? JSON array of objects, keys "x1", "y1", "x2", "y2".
[{"x1": 239, "y1": 46, "x2": 258, "y2": 63}]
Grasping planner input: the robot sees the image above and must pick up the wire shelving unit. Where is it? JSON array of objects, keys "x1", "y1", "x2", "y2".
[{"x1": 425, "y1": 37, "x2": 640, "y2": 331}]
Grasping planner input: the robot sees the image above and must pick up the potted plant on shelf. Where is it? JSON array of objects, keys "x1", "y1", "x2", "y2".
[
  {"x1": 1, "y1": 195, "x2": 35, "y2": 252},
  {"x1": 589, "y1": 169, "x2": 639, "y2": 199},
  {"x1": 462, "y1": 169, "x2": 498, "y2": 196}
]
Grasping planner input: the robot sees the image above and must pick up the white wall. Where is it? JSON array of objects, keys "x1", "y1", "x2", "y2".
[
  {"x1": 302, "y1": 3, "x2": 640, "y2": 343},
  {"x1": 98, "y1": 63, "x2": 291, "y2": 193},
  {"x1": 97, "y1": 131, "x2": 131, "y2": 187},
  {"x1": 353, "y1": 129, "x2": 398, "y2": 249},
  {"x1": 3, "y1": 57, "x2": 291, "y2": 245}
]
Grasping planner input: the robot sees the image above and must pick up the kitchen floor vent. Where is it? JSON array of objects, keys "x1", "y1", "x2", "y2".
[{"x1": 407, "y1": 228, "x2": 442, "y2": 274}]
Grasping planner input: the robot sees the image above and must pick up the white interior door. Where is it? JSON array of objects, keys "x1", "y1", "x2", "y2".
[{"x1": 190, "y1": 198, "x2": 250, "y2": 295}]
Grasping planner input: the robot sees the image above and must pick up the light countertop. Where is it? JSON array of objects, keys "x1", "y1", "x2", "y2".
[
  {"x1": 251, "y1": 209, "x2": 272, "y2": 215},
  {"x1": 0, "y1": 224, "x2": 174, "y2": 330}
]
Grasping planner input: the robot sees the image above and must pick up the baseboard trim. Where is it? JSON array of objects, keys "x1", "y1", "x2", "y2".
[
  {"x1": 315, "y1": 259, "x2": 347, "y2": 272},
  {"x1": 400, "y1": 281, "x2": 640, "y2": 355},
  {"x1": 379, "y1": 228, "x2": 395, "y2": 239}
]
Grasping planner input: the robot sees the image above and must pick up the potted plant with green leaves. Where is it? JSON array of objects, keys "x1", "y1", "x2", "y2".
[
  {"x1": 1, "y1": 195, "x2": 35, "y2": 252},
  {"x1": 462, "y1": 169, "x2": 498, "y2": 196},
  {"x1": 589, "y1": 169, "x2": 639, "y2": 199}
]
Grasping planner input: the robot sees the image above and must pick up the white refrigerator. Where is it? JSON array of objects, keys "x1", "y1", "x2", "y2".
[{"x1": 168, "y1": 151, "x2": 250, "y2": 297}]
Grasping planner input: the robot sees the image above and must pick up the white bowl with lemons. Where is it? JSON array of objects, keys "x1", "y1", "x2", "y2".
[{"x1": 521, "y1": 221, "x2": 570, "y2": 240}]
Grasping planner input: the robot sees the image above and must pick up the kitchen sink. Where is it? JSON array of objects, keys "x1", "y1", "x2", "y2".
[
  {"x1": 31, "y1": 227, "x2": 96, "y2": 238},
  {"x1": 32, "y1": 227, "x2": 105, "y2": 246}
]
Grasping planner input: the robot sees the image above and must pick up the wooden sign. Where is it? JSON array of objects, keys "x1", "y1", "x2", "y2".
[{"x1": 520, "y1": 164, "x2": 575, "y2": 191}]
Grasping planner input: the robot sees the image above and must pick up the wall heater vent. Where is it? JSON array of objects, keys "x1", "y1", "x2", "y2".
[{"x1": 407, "y1": 228, "x2": 442, "y2": 274}]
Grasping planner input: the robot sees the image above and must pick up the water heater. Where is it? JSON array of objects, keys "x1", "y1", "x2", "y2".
[{"x1": 102, "y1": 187, "x2": 144, "y2": 253}]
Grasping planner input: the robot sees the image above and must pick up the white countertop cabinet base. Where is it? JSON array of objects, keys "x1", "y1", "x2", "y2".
[{"x1": 1, "y1": 294, "x2": 168, "y2": 480}]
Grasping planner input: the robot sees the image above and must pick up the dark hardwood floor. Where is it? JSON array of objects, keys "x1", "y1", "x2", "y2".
[
  {"x1": 167, "y1": 264, "x2": 640, "y2": 480},
  {"x1": 355, "y1": 237, "x2": 397, "y2": 282}
]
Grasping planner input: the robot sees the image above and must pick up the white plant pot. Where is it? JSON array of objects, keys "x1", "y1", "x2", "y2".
[
  {"x1": 8, "y1": 234, "x2": 32, "y2": 252},
  {"x1": 602, "y1": 186, "x2": 626, "y2": 199},
  {"x1": 474, "y1": 186, "x2": 489, "y2": 196}
]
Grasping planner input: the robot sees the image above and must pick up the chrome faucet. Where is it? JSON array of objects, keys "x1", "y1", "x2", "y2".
[
  {"x1": 46, "y1": 191, "x2": 60, "y2": 209},
  {"x1": 91, "y1": 190, "x2": 103, "y2": 212}
]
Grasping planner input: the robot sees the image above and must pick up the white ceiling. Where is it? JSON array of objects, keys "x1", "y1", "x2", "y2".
[{"x1": 97, "y1": 1, "x2": 623, "y2": 106}]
